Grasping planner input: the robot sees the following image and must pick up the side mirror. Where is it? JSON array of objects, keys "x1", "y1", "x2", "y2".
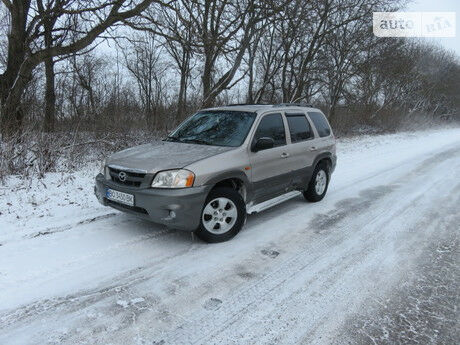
[{"x1": 252, "y1": 137, "x2": 275, "y2": 152}]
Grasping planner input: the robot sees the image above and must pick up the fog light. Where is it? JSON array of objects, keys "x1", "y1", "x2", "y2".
[{"x1": 169, "y1": 210, "x2": 176, "y2": 219}]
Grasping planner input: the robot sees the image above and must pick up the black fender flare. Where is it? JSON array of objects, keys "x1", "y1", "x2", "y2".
[
  {"x1": 312, "y1": 152, "x2": 334, "y2": 176},
  {"x1": 203, "y1": 170, "x2": 254, "y2": 202}
]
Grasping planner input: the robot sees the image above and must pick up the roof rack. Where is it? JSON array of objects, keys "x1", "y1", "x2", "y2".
[
  {"x1": 226, "y1": 103, "x2": 271, "y2": 106},
  {"x1": 223, "y1": 103, "x2": 314, "y2": 108},
  {"x1": 273, "y1": 102, "x2": 313, "y2": 108}
]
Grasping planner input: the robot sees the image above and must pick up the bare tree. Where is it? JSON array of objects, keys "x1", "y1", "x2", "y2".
[
  {"x1": 152, "y1": 3, "x2": 195, "y2": 120},
  {"x1": 282, "y1": 0, "x2": 379, "y2": 103},
  {"x1": 246, "y1": 0, "x2": 383, "y2": 105},
  {"x1": 36, "y1": 0, "x2": 58, "y2": 132},
  {"x1": 0, "y1": 0, "x2": 163, "y2": 138},
  {"x1": 191, "y1": 0, "x2": 265, "y2": 107},
  {"x1": 132, "y1": 0, "x2": 282, "y2": 107},
  {"x1": 0, "y1": 5, "x2": 9, "y2": 71},
  {"x1": 249, "y1": 21, "x2": 284, "y2": 103},
  {"x1": 124, "y1": 32, "x2": 166, "y2": 130},
  {"x1": 70, "y1": 53, "x2": 104, "y2": 121},
  {"x1": 319, "y1": 22, "x2": 371, "y2": 120},
  {"x1": 0, "y1": 0, "x2": 458, "y2": 150}
]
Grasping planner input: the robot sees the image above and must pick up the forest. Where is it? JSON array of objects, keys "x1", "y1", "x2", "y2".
[{"x1": 0, "y1": 0, "x2": 459, "y2": 177}]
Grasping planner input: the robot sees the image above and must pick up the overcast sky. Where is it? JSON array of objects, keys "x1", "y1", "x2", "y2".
[{"x1": 407, "y1": 0, "x2": 459, "y2": 56}]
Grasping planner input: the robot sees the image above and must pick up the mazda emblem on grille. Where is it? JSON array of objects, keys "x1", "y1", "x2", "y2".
[{"x1": 118, "y1": 171, "x2": 127, "y2": 182}]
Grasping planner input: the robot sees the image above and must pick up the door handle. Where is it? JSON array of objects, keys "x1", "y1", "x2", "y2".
[
  {"x1": 310, "y1": 146, "x2": 317, "y2": 151},
  {"x1": 281, "y1": 152, "x2": 290, "y2": 158}
]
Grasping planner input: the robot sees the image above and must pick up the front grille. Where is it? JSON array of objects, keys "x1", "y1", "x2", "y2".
[
  {"x1": 108, "y1": 167, "x2": 146, "y2": 187},
  {"x1": 111, "y1": 176, "x2": 141, "y2": 187},
  {"x1": 105, "y1": 199, "x2": 148, "y2": 214}
]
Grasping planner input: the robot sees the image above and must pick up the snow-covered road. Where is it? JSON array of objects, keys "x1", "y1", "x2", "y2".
[{"x1": 1, "y1": 128, "x2": 459, "y2": 345}]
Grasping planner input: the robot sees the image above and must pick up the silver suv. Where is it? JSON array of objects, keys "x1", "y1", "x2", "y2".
[{"x1": 95, "y1": 104, "x2": 336, "y2": 242}]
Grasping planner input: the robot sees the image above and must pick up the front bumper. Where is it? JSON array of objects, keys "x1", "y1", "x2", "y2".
[{"x1": 95, "y1": 174, "x2": 211, "y2": 231}]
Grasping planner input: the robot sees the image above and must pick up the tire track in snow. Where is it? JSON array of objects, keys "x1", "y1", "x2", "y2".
[
  {"x1": 0, "y1": 181, "x2": 393, "y2": 336},
  {"x1": 329, "y1": 205, "x2": 460, "y2": 345},
  {"x1": 27, "y1": 212, "x2": 118, "y2": 239},
  {"x1": 0, "y1": 231, "x2": 200, "y2": 329},
  {"x1": 151, "y1": 148, "x2": 460, "y2": 345},
  {"x1": 2, "y1": 225, "x2": 178, "y2": 290},
  {"x1": 0, "y1": 183, "x2": 393, "y2": 338},
  {"x1": 0, "y1": 212, "x2": 117, "y2": 247},
  {"x1": 168, "y1": 203, "x2": 427, "y2": 344},
  {"x1": 263, "y1": 186, "x2": 460, "y2": 345}
]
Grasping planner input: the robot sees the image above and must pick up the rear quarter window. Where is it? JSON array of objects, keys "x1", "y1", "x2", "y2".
[{"x1": 308, "y1": 112, "x2": 332, "y2": 137}]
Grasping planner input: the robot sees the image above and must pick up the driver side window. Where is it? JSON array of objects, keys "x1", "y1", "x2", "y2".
[{"x1": 253, "y1": 113, "x2": 286, "y2": 147}]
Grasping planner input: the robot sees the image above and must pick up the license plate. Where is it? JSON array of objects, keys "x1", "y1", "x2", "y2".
[{"x1": 106, "y1": 188, "x2": 134, "y2": 206}]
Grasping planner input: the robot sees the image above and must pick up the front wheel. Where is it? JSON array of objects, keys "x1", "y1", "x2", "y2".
[
  {"x1": 303, "y1": 162, "x2": 329, "y2": 202},
  {"x1": 195, "y1": 187, "x2": 246, "y2": 243}
]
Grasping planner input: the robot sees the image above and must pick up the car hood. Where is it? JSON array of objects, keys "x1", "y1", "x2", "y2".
[{"x1": 107, "y1": 141, "x2": 234, "y2": 173}]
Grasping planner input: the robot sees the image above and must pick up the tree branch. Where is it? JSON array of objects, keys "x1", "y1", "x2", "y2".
[
  {"x1": 33, "y1": 0, "x2": 159, "y2": 63},
  {"x1": 1, "y1": 0, "x2": 12, "y2": 11}
]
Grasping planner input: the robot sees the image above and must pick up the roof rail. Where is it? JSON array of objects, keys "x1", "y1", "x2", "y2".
[
  {"x1": 273, "y1": 102, "x2": 313, "y2": 108},
  {"x1": 225, "y1": 103, "x2": 267, "y2": 106}
]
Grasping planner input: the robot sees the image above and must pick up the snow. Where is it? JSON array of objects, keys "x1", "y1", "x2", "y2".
[{"x1": 0, "y1": 127, "x2": 459, "y2": 344}]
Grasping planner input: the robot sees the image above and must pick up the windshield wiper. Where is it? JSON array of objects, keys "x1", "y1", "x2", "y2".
[
  {"x1": 164, "y1": 136, "x2": 182, "y2": 142},
  {"x1": 164, "y1": 136, "x2": 212, "y2": 145},
  {"x1": 182, "y1": 138, "x2": 212, "y2": 145}
]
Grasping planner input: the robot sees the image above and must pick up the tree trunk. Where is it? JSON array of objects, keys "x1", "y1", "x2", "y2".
[
  {"x1": 177, "y1": 70, "x2": 187, "y2": 120},
  {"x1": 0, "y1": 0, "x2": 32, "y2": 138},
  {"x1": 247, "y1": 50, "x2": 255, "y2": 104},
  {"x1": 1, "y1": 0, "x2": 155, "y2": 138},
  {"x1": 0, "y1": 62, "x2": 34, "y2": 139},
  {"x1": 42, "y1": 0, "x2": 56, "y2": 133},
  {"x1": 176, "y1": 47, "x2": 190, "y2": 121},
  {"x1": 1, "y1": 93, "x2": 25, "y2": 139},
  {"x1": 328, "y1": 103, "x2": 337, "y2": 121},
  {"x1": 202, "y1": 55, "x2": 214, "y2": 108},
  {"x1": 44, "y1": 57, "x2": 56, "y2": 132}
]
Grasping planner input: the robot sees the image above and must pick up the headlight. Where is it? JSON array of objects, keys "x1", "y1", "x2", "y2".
[
  {"x1": 100, "y1": 159, "x2": 106, "y2": 174},
  {"x1": 100, "y1": 159, "x2": 110, "y2": 179},
  {"x1": 151, "y1": 169, "x2": 195, "y2": 188}
]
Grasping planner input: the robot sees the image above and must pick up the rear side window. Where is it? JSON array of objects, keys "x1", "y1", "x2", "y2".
[
  {"x1": 286, "y1": 114, "x2": 313, "y2": 143},
  {"x1": 308, "y1": 112, "x2": 331, "y2": 137},
  {"x1": 253, "y1": 113, "x2": 286, "y2": 147}
]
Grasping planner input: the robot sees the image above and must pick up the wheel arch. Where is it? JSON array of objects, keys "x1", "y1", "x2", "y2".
[
  {"x1": 313, "y1": 152, "x2": 333, "y2": 175},
  {"x1": 204, "y1": 171, "x2": 253, "y2": 203}
]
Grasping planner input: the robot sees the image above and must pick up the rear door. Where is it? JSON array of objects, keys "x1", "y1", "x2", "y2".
[
  {"x1": 307, "y1": 111, "x2": 335, "y2": 160},
  {"x1": 285, "y1": 113, "x2": 317, "y2": 189},
  {"x1": 249, "y1": 112, "x2": 292, "y2": 201}
]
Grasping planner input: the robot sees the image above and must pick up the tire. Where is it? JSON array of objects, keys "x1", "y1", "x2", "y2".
[
  {"x1": 195, "y1": 187, "x2": 246, "y2": 243},
  {"x1": 303, "y1": 162, "x2": 329, "y2": 202}
]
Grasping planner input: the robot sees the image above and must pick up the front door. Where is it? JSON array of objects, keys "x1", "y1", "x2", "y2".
[{"x1": 249, "y1": 113, "x2": 292, "y2": 202}]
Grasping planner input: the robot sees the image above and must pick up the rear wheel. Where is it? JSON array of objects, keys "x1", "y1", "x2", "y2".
[
  {"x1": 195, "y1": 187, "x2": 246, "y2": 243},
  {"x1": 303, "y1": 162, "x2": 329, "y2": 202}
]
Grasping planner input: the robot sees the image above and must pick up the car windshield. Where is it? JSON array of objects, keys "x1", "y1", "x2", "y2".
[{"x1": 165, "y1": 110, "x2": 257, "y2": 147}]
